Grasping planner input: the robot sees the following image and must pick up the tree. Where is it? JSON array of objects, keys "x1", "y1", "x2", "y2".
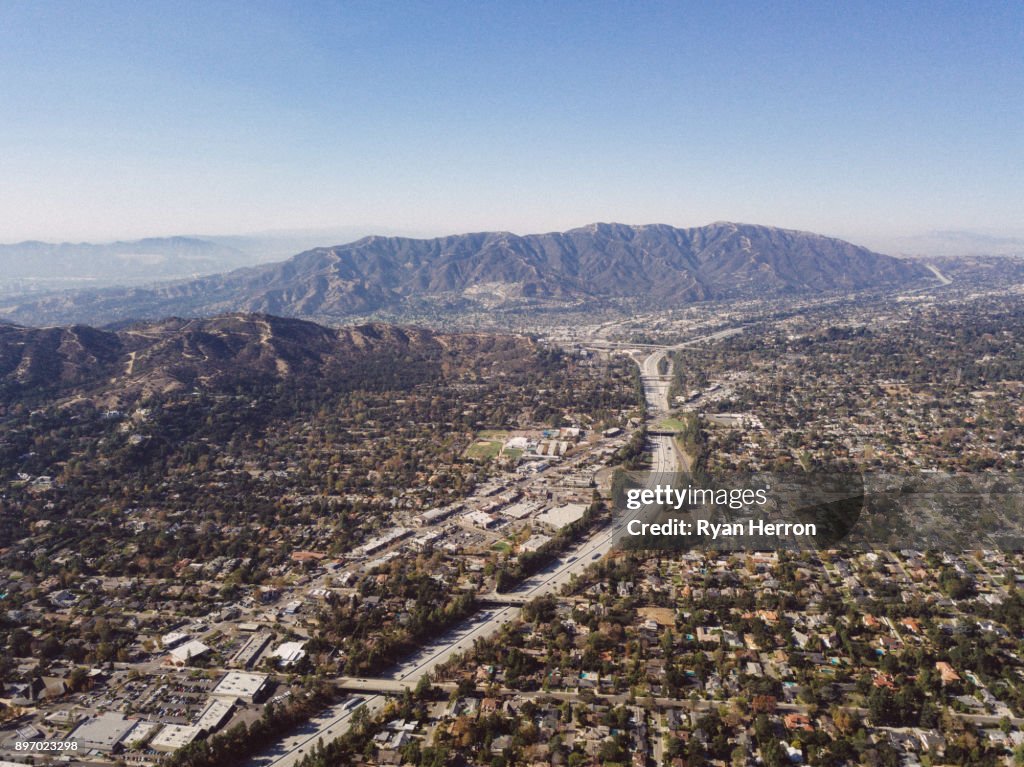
[
  {"x1": 68, "y1": 666, "x2": 90, "y2": 693},
  {"x1": 415, "y1": 674, "x2": 435, "y2": 700},
  {"x1": 753, "y1": 695, "x2": 777, "y2": 714}
]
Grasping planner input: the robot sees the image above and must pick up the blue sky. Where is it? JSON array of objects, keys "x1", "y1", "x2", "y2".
[{"x1": 0, "y1": 0, "x2": 1021, "y2": 244}]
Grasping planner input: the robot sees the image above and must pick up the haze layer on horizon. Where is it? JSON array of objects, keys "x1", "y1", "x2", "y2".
[{"x1": 1, "y1": 1, "x2": 1021, "y2": 244}]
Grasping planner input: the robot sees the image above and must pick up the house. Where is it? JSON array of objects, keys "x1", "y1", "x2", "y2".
[
  {"x1": 935, "y1": 662, "x2": 960, "y2": 685},
  {"x1": 49, "y1": 590, "x2": 78, "y2": 608},
  {"x1": 784, "y1": 713, "x2": 813, "y2": 731},
  {"x1": 480, "y1": 698, "x2": 500, "y2": 715},
  {"x1": 8, "y1": 676, "x2": 66, "y2": 705},
  {"x1": 900, "y1": 617, "x2": 922, "y2": 634},
  {"x1": 696, "y1": 626, "x2": 722, "y2": 644},
  {"x1": 873, "y1": 673, "x2": 897, "y2": 690},
  {"x1": 918, "y1": 730, "x2": 946, "y2": 754}
]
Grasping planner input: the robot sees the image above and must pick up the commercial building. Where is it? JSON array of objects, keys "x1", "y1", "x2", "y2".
[
  {"x1": 193, "y1": 697, "x2": 235, "y2": 734},
  {"x1": 537, "y1": 503, "x2": 587, "y2": 529},
  {"x1": 464, "y1": 510, "x2": 500, "y2": 529},
  {"x1": 271, "y1": 640, "x2": 307, "y2": 667},
  {"x1": 520, "y1": 534, "x2": 552, "y2": 553},
  {"x1": 167, "y1": 639, "x2": 210, "y2": 666},
  {"x1": 229, "y1": 631, "x2": 272, "y2": 668},
  {"x1": 413, "y1": 504, "x2": 462, "y2": 526},
  {"x1": 68, "y1": 712, "x2": 139, "y2": 753},
  {"x1": 211, "y1": 671, "x2": 270, "y2": 704},
  {"x1": 351, "y1": 527, "x2": 411, "y2": 557},
  {"x1": 150, "y1": 724, "x2": 204, "y2": 752}
]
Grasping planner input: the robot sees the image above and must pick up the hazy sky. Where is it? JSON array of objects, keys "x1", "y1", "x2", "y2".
[{"x1": 1, "y1": 1, "x2": 1021, "y2": 244}]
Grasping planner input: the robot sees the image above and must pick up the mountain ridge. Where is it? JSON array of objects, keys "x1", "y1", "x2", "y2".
[
  {"x1": 0, "y1": 222, "x2": 932, "y2": 326},
  {"x1": 0, "y1": 312, "x2": 537, "y2": 407}
]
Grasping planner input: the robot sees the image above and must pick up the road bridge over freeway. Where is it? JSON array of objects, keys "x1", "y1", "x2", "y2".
[
  {"x1": 479, "y1": 594, "x2": 532, "y2": 606},
  {"x1": 335, "y1": 677, "x2": 456, "y2": 694}
]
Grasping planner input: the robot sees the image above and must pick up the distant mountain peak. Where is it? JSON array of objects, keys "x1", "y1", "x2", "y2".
[{"x1": 0, "y1": 235, "x2": 255, "y2": 291}]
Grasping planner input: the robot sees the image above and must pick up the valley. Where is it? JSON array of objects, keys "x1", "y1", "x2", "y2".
[{"x1": 2, "y1": 241, "x2": 1024, "y2": 767}]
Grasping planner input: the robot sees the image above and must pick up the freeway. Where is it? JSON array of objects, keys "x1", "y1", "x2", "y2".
[
  {"x1": 247, "y1": 329, "x2": 734, "y2": 766},
  {"x1": 925, "y1": 262, "x2": 952, "y2": 286},
  {"x1": 499, "y1": 338, "x2": 705, "y2": 599},
  {"x1": 247, "y1": 604, "x2": 522, "y2": 766},
  {"x1": 639, "y1": 327, "x2": 744, "y2": 377},
  {"x1": 247, "y1": 693, "x2": 386, "y2": 767}
]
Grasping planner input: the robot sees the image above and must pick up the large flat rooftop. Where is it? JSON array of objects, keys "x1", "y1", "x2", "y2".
[{"x1": 211, "y1": 670, "x2": 269, "y2": 701}]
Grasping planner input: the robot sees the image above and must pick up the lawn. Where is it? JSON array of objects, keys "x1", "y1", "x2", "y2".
[{"x1": 465, "y1": 439, "x2": 503, "y2": 460}]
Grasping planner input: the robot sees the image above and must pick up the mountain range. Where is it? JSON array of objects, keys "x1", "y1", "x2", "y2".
[
  {"x1": 0, "y1": 222, "x2": 933, "y2": 326},
  {"x1": 0, "y1": 237, "x2": 255, "y2": 290},
  {"x1": 0, "y1": 313, "x2": 534, "y2": 406}
]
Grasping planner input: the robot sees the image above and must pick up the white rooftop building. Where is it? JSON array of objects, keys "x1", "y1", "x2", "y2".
[
  {"x1": 150, "y1": 724, "x2": 204, "y2": 752},
  {"x1": 193, "y1": 697, "x2": 235, "y2": 733},
  {"x1": 167, "y1": 639, "x2": 210, "y2": 666},
  {"x1": 537, "y1": 503, "x2": 587, "y2": 529},
  {"x1": 161, "y1": 631, "x2": 190, "y2": 649},
  {"x1": 520, "y1": 534, "x2": 552, "y2": 553},
  {"x1": 211, "y1": 671, "x2": 269, "y2": 704},
  {"x1": 464, "y1": 510, "x2": 499, "y2": 529},
  {"x1": 271, "y1": 640, "x2": 307, "y2": 667},
  {"x1": 68, "y1": 712, "x2": 139, "y2": 752}
]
